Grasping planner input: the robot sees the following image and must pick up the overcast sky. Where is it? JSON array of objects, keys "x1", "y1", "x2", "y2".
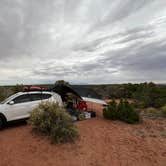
[{"x1": 0, "y1": 0, "x2": 166, "y2": 85}]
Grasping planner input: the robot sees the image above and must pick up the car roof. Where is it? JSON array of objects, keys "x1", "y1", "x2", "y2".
[
  {"x1": 1, "y1": 91, "x2": 62, "y2": 104},
  {"x1": 13, "y1": 91, "x2": 53, "y2": 96},
  {"x1": 21, "y1": 91, "x2": 53, "y2": 94}
]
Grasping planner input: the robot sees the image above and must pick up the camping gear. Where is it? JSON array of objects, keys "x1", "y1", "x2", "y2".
[
  {"x1": 78, "y1": 113, "x2": 85, "y2": 121},
  {"x1": 84, "y1": 112, "x2": 91, "y2": 119},
  {"x1": 88, "y1": 111, "x2": 96, "y2": 118},
  {"x1": 67, "y1": 108, "x2": 77, "y2": 116},
  {"x1": 76, "y1": 100, "x2": 88, "y2": 111},
  {"x1": 71, "y1": 116, "x2": 77, "y2": 122},
  {"x1": 23, "y1": 86, "x2": 48, "y2": 92}
]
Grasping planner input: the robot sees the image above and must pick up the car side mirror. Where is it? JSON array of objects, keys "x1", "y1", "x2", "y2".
[{"x1": 8, "y1": 101, "x2": 14, "y2": 105}]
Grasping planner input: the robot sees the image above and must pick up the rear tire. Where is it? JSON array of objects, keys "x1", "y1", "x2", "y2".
[{"x1": 0, "y1": 117, "x2": 4, "y2": 130}]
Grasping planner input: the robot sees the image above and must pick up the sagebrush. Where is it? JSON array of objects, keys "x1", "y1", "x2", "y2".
[
  {"x1": 161, "y1": 105, "x2": 166, "y2": 117},
  {"x1": 103, "y1": 99, "x2": 139, "y2": 124},
  {"x1": 29, "y1": 102, "x2": 79, "y2": 143}
]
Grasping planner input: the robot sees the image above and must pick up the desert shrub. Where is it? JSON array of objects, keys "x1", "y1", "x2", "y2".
[
  {"x1": 103, "y1": 99, "x2": 117, "y2": 120},
  {"x1": 0, "y1": 93, "x2": 5, "y2": 101},
  {"x1": 103, "y1": 99, "x2": 139, "y2": 124},
  {"x1": 161, "y1": 105, "x2": 166, "y2": 117},
  {"x1": 0, "y1": 87, "x2": 8, "y2": 101},
  {"x1": 117, "y1": 99, "x2": 124, "y2": 119},
  {"x1": 143, "y1": 107, "x2": 164, "y2": 118},
  {"x1": 11, "y1": 84, "x2": 24, "y2": 93},
  {"x1": 29, "y1": 102, "x2": 79, "y2": 144},
  {"x1": 92, "y1": 82, "x2": 166, "y2": 109},
  {"x1": 119, "y1": 99, "x2": 139, "y2": 124},
  {"x1": 142, "y1": 106, "x2": 166, "y2": 118},
  {"x1": 133, "y1": 100, "x2": 146, "y2": 109},
  {"x1": 145, "y1": 107, "x2": 159, "y2": 114}
]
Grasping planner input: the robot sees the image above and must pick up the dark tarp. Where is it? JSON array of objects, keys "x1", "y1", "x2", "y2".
[
  {"x1": 71, "y1": 85, "x2": 101, "y2": 99},
  {"x1": 50, "y1": 84, "x2": 82, "y2": 101}
]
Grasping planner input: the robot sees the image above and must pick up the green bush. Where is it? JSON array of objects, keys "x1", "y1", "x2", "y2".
[
  {"x1": 143, "y1": 107, "x2": 166, "y2": 118},
  {"x1": 161, "y1": 105, "x2": 166, "y2": 117},
  {"x1": 145, "y1": 107, "x2": 159, "y2": 114},
  {"x1": 0, "y1": 93, "x2": 5, "y2": 102},
  {"x1": 103, "y1": 99, "x2": 117, "y2": 120},
  {"x1": 103, "y1": 99, "x2": 139, "y2": 124},
  {"x1": 120, "y1": 99, "x2": 139, "y2": 123},
  {"x1": 144, "y1": 107, "x2": 162, "y2": 118},
  {"x1": 29, "y1": 102, "x2": 79, "y2": 144},
  {"x1": 11, "y1": 84, "x2": 24, "y2": 93},
  {"x1": 117, "y1": 99, "x2": 125, "y2": 120}
]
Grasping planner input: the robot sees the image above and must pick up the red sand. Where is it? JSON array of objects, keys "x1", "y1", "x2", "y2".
[{"x1": 0, "y1": 110, "x2": 166, "y2": 166}]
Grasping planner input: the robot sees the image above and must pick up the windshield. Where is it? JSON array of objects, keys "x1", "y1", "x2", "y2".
[
  {"x1": 1, "y1": 98, "x2": 9, "y2": 104},
  {"x1": 0, "y1": 93, "x2": 19, "y2": 104}
]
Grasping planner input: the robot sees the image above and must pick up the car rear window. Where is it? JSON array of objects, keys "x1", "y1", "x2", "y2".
[
  {"x1": 30, "y1": 94, "x2": 42, "y2": 101},
  {"x1": 28, "y1": 93, "x2": 52, "y2": 101},
  {"x1": 41, "y1": 94, "x2": 52, "y2": 100}
]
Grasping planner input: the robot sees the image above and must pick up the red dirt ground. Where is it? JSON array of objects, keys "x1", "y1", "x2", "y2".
[{"x1": 0, "y1": 110, "x2": 166, "y2": 166}]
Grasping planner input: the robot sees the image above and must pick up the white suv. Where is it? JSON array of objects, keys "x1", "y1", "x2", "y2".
[{"x1": 0, "y1": 91, "x2": 63, "y2": 129}]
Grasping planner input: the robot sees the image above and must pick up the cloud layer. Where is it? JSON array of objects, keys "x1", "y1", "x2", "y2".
[{"x1": 0, "y1": 0, "x2": 166, "y2": 85}]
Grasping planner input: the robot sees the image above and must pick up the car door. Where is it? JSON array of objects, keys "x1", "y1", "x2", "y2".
[
  {"x1": 4, "y1": 93, "x2": 43, "y2": 121},
  {"x1": 4, "y1": 94, "x2": 33, "y2": 121},
  {"x1": 28, "y1": 93, "x2": 43, "y2": 113},
  {"x1": 24, "y1": 93, "x2": 52, "y2": 115}
]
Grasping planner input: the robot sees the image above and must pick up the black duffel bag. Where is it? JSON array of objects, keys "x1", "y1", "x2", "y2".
[{"x1": 88, "y1": 111, "x2": 96, "y2": 118}]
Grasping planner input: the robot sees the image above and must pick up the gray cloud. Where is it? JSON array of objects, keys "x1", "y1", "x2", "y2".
[
  {"x1": 101, "y1": 0, "x2": 154, "y2": 24},
  {"x1": 0, "y1": 0, "x2": 166, "y2": 85}
]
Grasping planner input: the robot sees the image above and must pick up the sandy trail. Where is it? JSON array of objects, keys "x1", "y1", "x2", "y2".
[{"x1": 0, "y1": 113, "x2": 166, "y2": 166}]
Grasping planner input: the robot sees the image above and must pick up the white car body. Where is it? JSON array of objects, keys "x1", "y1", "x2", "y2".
[{"x1": 0, "y1": 91, "x2": 63, "y2": 122}]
